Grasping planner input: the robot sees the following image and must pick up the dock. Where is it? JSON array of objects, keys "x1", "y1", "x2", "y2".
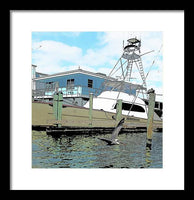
[{"x1": 32, "y1": 101, "x2": 162, "y2": 135}]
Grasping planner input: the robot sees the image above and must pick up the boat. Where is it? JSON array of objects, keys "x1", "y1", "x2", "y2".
[{"x1": 84, "y1": 90, "x2": 148, "y2": 119}]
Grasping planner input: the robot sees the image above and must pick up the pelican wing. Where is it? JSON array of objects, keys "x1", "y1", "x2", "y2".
[
  {"x1": 98, "y1": 138, "x2": 112, "y2": 145},
  {"x1": 111, "y1": 126, "x2": 123, "y2": 140},
  {"x1": 111, "y1": 118, "x2": 125, "y2": 140}
]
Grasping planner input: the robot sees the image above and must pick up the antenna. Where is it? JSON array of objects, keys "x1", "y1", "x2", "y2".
[{"x1": 145, "y1": 44, "x2": 163, "y2": 79}]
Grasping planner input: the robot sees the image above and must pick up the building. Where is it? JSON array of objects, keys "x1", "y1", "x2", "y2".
[
  {"x1": 31, "y1": 64, "x2": 37, "y2": 90},
  {"x1": 32, "y1": 65, "x2": 144, "y2": 106},
  {"x1": 32, "y1": 64, "x2": 48, "y2": 90}
]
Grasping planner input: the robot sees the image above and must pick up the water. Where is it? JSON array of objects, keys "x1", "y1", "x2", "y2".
[{"x1": 32, "y1": 131, "x2": 162, "y2": 168}]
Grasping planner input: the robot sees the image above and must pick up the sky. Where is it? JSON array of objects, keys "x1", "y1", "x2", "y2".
[{"x1": 32, "y1": 31, "x2": 163, "y2": 101}]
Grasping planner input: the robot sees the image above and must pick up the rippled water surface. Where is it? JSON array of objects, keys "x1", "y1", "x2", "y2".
[{"x1": 32, "y1": 131, "x2": 162, "y2": 168}]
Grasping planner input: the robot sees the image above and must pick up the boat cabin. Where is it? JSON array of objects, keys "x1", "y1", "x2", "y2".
[{"x1": 84, "y1": 91, "x2": 148, "y2": 119}]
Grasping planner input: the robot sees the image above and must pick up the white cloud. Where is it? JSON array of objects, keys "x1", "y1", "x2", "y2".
[
  {"x1": 32, "y1": 40, "x2": 82, "y2": 74},
  {"x1": 32, "y1": 35, "x2": 122, "y2": 73}
]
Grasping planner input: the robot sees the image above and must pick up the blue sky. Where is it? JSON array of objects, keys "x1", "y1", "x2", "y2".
[
  {"x1": 32, "y1": 32, "x2": 101, "y2": 54},
  {"x1": 32, "y1": 31, "x2": 163, "y2": 100}
]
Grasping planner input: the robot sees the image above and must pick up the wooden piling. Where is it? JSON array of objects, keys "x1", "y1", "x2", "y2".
[
  {"x1": 116, "y1": 99, "x2": 122, "y2": 122},
  {"x1": 53, "y1": 91, "x2": 63, "y2": 128},
  {"x1": 53, "y1": 93, "x2": 58, "y2": 120},
  {"x1": 89, "y1": 93, "x2": 93, "y2": 127},
  {"x1": 146, "y1": 88, "x2": 156, "y2": 150}
]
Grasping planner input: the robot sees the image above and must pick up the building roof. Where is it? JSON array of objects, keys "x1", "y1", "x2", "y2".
[
  {"x1": 36, "y1": 72, "x2": 49, "y2": 76},
  {"x1": 33, "y1": 68, "x2": 145, "y2": 90},
  {"x1": 34, "y1": 68, "x2": 115, "y2": 81}
]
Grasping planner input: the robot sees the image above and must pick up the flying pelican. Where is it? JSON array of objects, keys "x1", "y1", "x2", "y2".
[{"x1": 98, "y1": 118, "x2": 125, "y2": 145}]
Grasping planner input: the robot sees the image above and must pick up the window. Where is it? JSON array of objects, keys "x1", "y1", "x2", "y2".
[
  {"x1": 45, "y1": 81, "x2": 54, "y2": 90},
  {"x1": 67, "y1": 79, "x2": 74, "y2": 88},
  {"x1": 160, "y1": 102, "x2": 163, "y2": 110},
  {"x1": 88, "y1": 79, "x2": 93, "y2": 88},
  {"x1": 114, "y1": 102, "x2": 145, "y2": 113}
]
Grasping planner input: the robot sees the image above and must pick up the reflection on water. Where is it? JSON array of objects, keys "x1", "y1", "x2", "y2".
[{"x1": 32, "y1": 131, "x2": 162, "y2": 168}]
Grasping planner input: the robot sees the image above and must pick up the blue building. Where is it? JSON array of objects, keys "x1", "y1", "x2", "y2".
[{"x1": 32, "y1": 66, "x2": 142, "y2": 106}]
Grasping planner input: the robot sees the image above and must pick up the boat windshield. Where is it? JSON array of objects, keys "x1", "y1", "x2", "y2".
[{"x1": 114, "y1": 102, "x2": 145, "y2": 113}]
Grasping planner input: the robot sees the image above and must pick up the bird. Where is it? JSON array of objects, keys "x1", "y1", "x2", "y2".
[{"x1": 98, "y1": 118, "x2": 125, "y2": 145}]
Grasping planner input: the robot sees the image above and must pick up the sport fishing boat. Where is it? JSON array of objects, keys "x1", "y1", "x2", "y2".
[{"x1": 84, "y1": 90, "x2": 148, "y2": 119}]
